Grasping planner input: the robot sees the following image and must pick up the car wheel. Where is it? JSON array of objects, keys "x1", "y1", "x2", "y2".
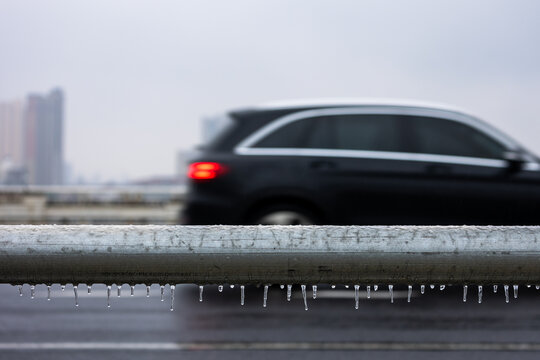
[{"x1": 249, "y1": 204, "x2": 317, "y2": 225}]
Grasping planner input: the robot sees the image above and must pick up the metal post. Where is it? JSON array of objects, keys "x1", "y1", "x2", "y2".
[{"x1": 0, "y1": 225, "x2": 539, "y2": 285}]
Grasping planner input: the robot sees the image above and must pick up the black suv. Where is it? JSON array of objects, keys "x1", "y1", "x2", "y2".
[{"x1": 183, "y1": 100, "x2": 540, "y2": 225}]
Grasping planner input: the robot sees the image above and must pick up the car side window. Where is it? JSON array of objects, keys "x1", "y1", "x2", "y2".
[
  {"x1": 252, "y1": 116, "x2": 331, "y2": 148},
  {"x1": 329, "y1": 114, "x2": 402, "y2": 152},
  {"x1": 402, "y1": 115, "x2": 506, "y2": 159}
]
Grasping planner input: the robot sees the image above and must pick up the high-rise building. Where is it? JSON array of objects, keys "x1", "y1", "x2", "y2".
[
  {"x1": 0, "y1": 100, "x2": 25, "y2": 166},
  {"x1": 24, "y1": 88, "x2": 64, "y2": 185}
]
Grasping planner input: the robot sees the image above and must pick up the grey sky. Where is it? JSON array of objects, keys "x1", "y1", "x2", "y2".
[{"x1": 1, "y1": 0, "x2": 539, "y2": 181}]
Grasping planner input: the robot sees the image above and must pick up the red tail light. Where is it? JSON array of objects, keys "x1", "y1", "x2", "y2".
[{"x1": 188, "y1": 162, "x2": 226, "y2": 180}]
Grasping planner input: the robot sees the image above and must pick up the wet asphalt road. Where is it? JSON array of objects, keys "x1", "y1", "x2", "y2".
[{"x1": 1, "y1": 283, "x2": 540, "y2": 359}]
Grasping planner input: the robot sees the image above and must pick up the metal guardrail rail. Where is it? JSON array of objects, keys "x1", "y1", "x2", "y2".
[{"x1": 1, "y1": 225, "x2": 539, "y2": 286}]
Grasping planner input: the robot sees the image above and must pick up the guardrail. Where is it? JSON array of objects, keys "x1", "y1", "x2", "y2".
[{"x1": 1, "y1": 225, "x2": 538, "y2": 286}]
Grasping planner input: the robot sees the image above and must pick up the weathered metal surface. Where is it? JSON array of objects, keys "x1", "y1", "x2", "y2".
[{"x1": 0, "y1": 225, "x2": 539, "y2": 285}]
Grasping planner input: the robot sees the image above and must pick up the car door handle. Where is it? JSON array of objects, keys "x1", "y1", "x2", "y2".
[{"x1": 310, "y1": 160, "x2": 336, "y2": 170}]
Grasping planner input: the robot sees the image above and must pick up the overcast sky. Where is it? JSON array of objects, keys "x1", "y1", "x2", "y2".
[{"x1": 1, "y1": 0, "x2": 539, "y2": 181}]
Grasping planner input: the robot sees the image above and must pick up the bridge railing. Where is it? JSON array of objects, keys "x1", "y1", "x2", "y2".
[{"x1": 0, "y1": 225, "x2": 538, "y2": 285}]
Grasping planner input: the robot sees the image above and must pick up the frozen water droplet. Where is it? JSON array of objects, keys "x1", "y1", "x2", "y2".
[
  {"x1": 527, "y1": 285, "x2": 531, "y2": 288},
  {"x1": 88, "y1": 285, "x2": 92, "y2": 294},
  {"x1": 463, "y1": 285, "x2": 468, "y2": 302},
  {"x1": 312, "y1": 285, "x2": 317, "y2": 299},
  {"x1": 198, "y1": 285, "x2": 204, "y2": 302},
  {"x1": 301, "y1": 284, "x2": 308, "y2": 310},
  {"x1": 170, "y1": 285, "x2": 175, "y2": 312},
  {"x1": 504, "y1": 285, "x2": 510, "y2": 303},
  {"x1": 354, "y1": 285, "x2": 360, "y2": 309},
  {"x1": 407, "y1": 285, "x2": 412, "y2": 303},
  {"x1": 388, "y1": 285, "x2": 394, "y2": 303},
  {"x1": 47, "y1": 285, "x2": 51, "y2": 301},
  {"x1": 536, "y1": 285, "x2": 540, "y2": 290},
  {"x1": 230, "y1": 285, "x2": 235, "y2": 289},
  {"x1": 18, "y1": 285, "x2": 23, "y2": 297},
  {"x1": 218, "y1": 285, "x2": 224, "y2": 292},
  {"x1": 440, "y1": 285, "x2": 445, "y2": 291},
  {"x1": 420, "y1": 285, "x2": 425, "y2": 294},
  {"x1": 430, "y1": 284, "x2": 435, "y2": 289},
  {"x1": 74, "y1": 286, "x2": 79, "y2": 307},
  {"x1": 263, "y1": 285, "x2": 269, "y2": 308},
  {"x1": 493, "y1": 285, "x2": 498, "y2": 293},
  {"x1": 331, "y1": 285, "x2": 336, "y2": 289},
  {"x1": 478, "y1": 285, "x2": 483, "y2": 304},
  {"x1": 240, "y1": 285, "x2": 245, "y2": 306},
  {"x1": 61, "y1": 285, "x2": 65, "y2": 292},
  {"x1": 117, "y1": 284, "x2": 121, "y2": 297},
  {"x1": 107, "y1": 285, "x2": 111, "y2": 308},
  {"x1": 280, "y1": 285, "x2": 284, "y2": 289},
  {"x1": 374, "y1": 285, "x2": 378, "y2": 291},
  {"x1": 287, "y1": 285, "x2": 292, "y2": 301},
  {"x1": 130, "y1": 285, "x2": 134, "y2": 297},
  {"x1": 146, "y1": 285, "x2": 150, "y2": 297},
  {"x1": 366, "y1": 285, "x2": 371, "y2": 299},
  {"x1": 345, "y1": 285, "x2": 349, "y2": 289},
  {"x1": 30, "y1": 285, "x2": 35, "y2": 299},
  {"x1": 513, "y1": 285, "x2": 518, "y2": 299}
]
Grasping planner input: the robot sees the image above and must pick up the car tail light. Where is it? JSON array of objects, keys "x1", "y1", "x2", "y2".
[{"x1": 188, "y1": 162, "x2": 226, "y2": 180}]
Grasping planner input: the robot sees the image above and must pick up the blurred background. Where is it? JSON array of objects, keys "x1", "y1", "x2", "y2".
[{"x1": 1, "y1": 1, "x2": 540, "y2": 359}]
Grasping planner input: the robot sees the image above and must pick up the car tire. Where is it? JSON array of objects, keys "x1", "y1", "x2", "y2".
[{"x1": 248, "y1": 204, "x2": 318, "y2": 225}]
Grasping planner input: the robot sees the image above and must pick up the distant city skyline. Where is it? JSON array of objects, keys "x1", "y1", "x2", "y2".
[
  {"x1": 1, "y1": 1, "x2": 539, "y2": 181},
  {"x1": 0, "y1": 88, "x2": 64, "y2": 185}
]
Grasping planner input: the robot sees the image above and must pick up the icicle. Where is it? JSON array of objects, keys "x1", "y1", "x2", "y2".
[
  {"x1": 218, "y1": 285, "x2": 223, "y2": 292},
  {"x1": 30, "y1": 285, "x2": 35, "y2": 299},
  {"x1": 478, "y1": 285, "x2": 483, "y2": 304},
  {"x1": 388, "y1": 285, "x2": 394, "y2": 303},
  {"x1": 420, "y1": 285, "x2": 425, "y2": 294},
  {"x1": 366, "y1": 285, "x2": 371, "y2": 299},
  {"x1": 374, "y1": 285, "x2": 378, "y2": 291},
  {"x1": 240, "y1": 285, "x2": 245, "y2": 306},
  {"x1": 170, "y1": 285, "x2": 175, "y2": 312},
  {"x1": 18, "y1": 285, "x2": 23, "y2": 297},
  {"x1": 107, "y1": 285, "x2": 111, "y2": 308},
  {"x1": 513, "y1": 285, "x2": 518, "y2": 299},
  {"x1": 146, "y1": 285, "x2": 150, "y2": 297},
  {"x1": 312, "y1": 285, "x2": 317, "y2": 299},
  {"x1": 74, "y1": 286, "x2": 79, "y2": 307},
  {"x1": 354, "y1": 285, "x2": 360, "y2": 309},
  {"x1": 463, "y1": 285, "x2": 468, "y2": 302},
  {"x1": 504, "y1": 284, "x2": 510, "y2": 303},
  {"x1": 198, "y1": 285, "x2": 204, "y2": 302},
  {"x1": 88, "y1": 285, "x2": 92, "y2": 294},
  {"x1": 287, "y1": 284, "x2": 292, "y2": 301},
  {"x1": 536, "y1": 285, "x2": 540, "y2": 290},
  {"x1": 61, "y1": 285, "x2": 65, "y2": 292},
  {"x1": 130, "y1": 285, "x2": 134, "y2": 297},
  {"x1": 117, "y1": 284, "x2": 121, "y2": 297},
  {"x1": 160, "y1": 285, "x2": 165, "y2": 302},
  {"x1": 280, "y1": 285, "x2": 284, "y2": 289},
  {"x1": 301, "y1": 284, "x2": 308, "y2": 310},
  {"x1": 407, "y1": 285, "x2": 412, "y2": 303},
  {"x1": 493, "y1": 285, "x2": 498, "y2": 293},
  {"x1": 440, "y1": 285, "x2": 445, "y2": 291},
  {"x1": 263, "y1": 285, "x2": 269, "y2": 308},
  {"x1": 47, "y1": 285, "x2": 51, "y2": 301}
]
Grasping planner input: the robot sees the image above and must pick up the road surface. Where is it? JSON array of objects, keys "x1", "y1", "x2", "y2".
[{"x1": 0, "y1": 283, "x2": 539, "y2": 359}]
